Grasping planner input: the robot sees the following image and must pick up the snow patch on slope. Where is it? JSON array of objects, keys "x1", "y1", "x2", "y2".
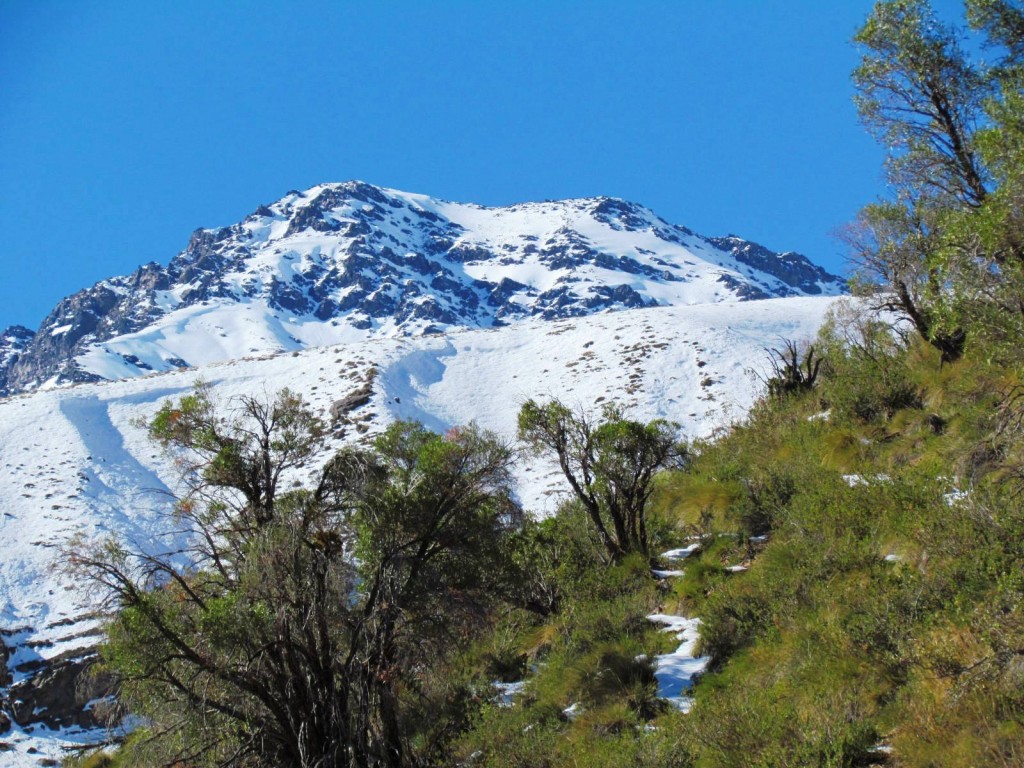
[{"x1": 647, "y1": 614, "x2": 710, "y2": 713}]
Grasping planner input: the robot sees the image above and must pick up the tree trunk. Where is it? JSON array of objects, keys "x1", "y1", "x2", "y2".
[{"x1": 895, "y1": 280, "x2": 965, "y2": 362}]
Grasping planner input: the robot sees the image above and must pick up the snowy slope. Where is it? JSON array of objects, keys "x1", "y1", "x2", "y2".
[
  {"x1": 0, "y1": 179, "x2": 856, "y2": 761},
  {"x1": 0, "y1": 296, "x2": 843, "y2": 761},
  {"x1": 0, "y1": 282, "x2": 855, "y2": 764},
  {"x1": 0, "y1": 182, "x2": 844, "y2": 396}
]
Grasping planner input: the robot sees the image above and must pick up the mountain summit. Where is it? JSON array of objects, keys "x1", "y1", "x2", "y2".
[{"x1": 0, "y1": 182, "x2": 844, "y2": 395}]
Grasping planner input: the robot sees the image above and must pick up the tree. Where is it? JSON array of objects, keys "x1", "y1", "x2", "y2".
[
  {"x1": 73, "y1": 386, "x2": 519, "y2": 768},
  {"x1": 842, "y1": 200, "x2": 967, "y2": 361},
  {"x1": 850, "y1": 0, "x2": 1024, "y2": 362},
  {"x1": 147, "y1": 381, "x2": 327, "y2": 528},
  {"x1": 960, "y1": 0, "x2": 1024, "y2": 352},
  {"x1": 517, "y1": 400, "x2": 682, "y2": 561},
  {"x1": 344, "y1": 422, "x2": 519, "y2": 766},
  {"x1": 854, "y1": 0, "x2": 989, "y2": 208},
  {"x1": 849, "y1": 0, "x2": 987, "y2": 361}
]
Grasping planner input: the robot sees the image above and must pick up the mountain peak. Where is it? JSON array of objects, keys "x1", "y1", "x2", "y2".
[{"x1": 0, "y1": 184, "x2": 845, "y2": 396}]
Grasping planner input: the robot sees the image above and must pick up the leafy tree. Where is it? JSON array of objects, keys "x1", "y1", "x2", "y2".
[
  {"x1": 848, "y1": 0, "x2": 985, "y2": 361},
  {"x1": 344, "y1": 422, "x2": 519, "y2": 766},
  {"x1": 148, "y1": 381, "x2": 327, "y2": 528},
  {"x1": 815, "y1": 299, "x2": 922, "y2": 423},
  {"x1": 959, "y1": 0, "x2": 1024, "y2": 354},
  {"x1": 73, "y1": 387, "x2": 519, "y2": 768},
  {"x1": 849, "y1": 0, "x2": 1024, "y2": 361},
  {"x1": 854, "y1": 0, "x2": 989, "y2": 208},
  {"x1": 517, "y1": 400, "x2": 682, "y2": 561},
  {"x1": 842, "y1": 199, "x2": 967, "y2": 361}
]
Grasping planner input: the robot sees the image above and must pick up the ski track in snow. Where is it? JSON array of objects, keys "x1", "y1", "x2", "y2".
[{"x1": 0, "y1": 296, "x2": 841, "y2": 762}]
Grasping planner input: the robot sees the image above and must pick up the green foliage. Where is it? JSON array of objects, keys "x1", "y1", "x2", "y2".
[
  {"x1": 90, "y1": 300, "x2": 1024, "y2": 768},
  {"x1": 816, "y1": 300, "x2": 923, "y2": 424},
  {"x1": 62, "y1": 750, "x2": 119, "y2": 768},
  {"x1": 148, "y1": 382, "x2": 327, "y2": 527},
  {"x1": 848, "y1": 0, "x2": 1024, "y2": 365},
  {"x1": 447, "y1": 495, "x2": 690, "y2": 768},
  {"x1": 518, "y1": 399, "x2": 682, "y2": 559},
  {"x1": 628, "y1": 313, "x2": 1024, "y2": 766},
  {"x1": 74, "y1": 388, "x2": 521, "y2": 768},
  {"x1": 854, "y1": 0, "x2": 988, "y2": 206}
]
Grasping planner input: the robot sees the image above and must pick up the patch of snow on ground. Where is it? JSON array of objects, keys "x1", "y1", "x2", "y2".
[
  {"x1": 652, "y1": 569, "x2": 685, "y2": 578},
  {"x1": 842, "y1": 474, "x2": 891, "y2": 487},
  {"x1": 647, "y1": 614, "x2": 711, "y2": 713},
  {"x1": 944, "y1": 489, "x2": 969, "y2": 506},
  {"x1": 0, "y1": 722, "x2": 127, "y2": 768},
  {"x1": 492, "y1": 680, "x2": 526, "y2": 707},
  {"x1": 661, "y1": 543, "x2": 701, "y2": 561}
]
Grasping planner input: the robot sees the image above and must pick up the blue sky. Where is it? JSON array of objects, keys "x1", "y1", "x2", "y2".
[{"x1": 0, "y1": 1, "x2": 965, "y2": 331}]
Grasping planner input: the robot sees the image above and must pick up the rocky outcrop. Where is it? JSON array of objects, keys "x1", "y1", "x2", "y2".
[
  {"x1": 330, "y1": 367, "x2": 377, "y2": 424},
  {"x1": 8, "y1": 653, "x2": 114, "y2": 731},
  {"x1": 707, "y1": 236, "x2": 841, "y2": 296},
  {"x1": 0, "y1": 646, "x2": 116, "y2": 737},
  {"x1": 0, "y1": 326, "x2": 34, "y2": 391},
  {"x1": 0, "y1": 636, "x2": 11, "y2": 690},
  {"x1": 330, "y1": 386, "x2": 373, "y2": 421},
  {"x1": 0, "y1": 261, "x2": 174, "y2": 394}
]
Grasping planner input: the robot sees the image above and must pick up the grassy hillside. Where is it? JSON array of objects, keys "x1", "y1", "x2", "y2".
[
  {"x1": 70, "y1": 303, "x2": 1024, "y2": 766},
  {"x1": 439, "y1": 299, "x2": 1024, "y2": 768}
]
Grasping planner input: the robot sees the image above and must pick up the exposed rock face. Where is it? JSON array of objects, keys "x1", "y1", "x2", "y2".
[
  {"x1": 707, "y1": 236, "x2": 839, "y2": 296},
  {"x1": 0, "y1": 326, "x2": 34, "y2": 381},
  {"x1": 0, "y1": 636, "x2": 11, "y2": 690},
  {"x1": 0, "y1": 182, "x2": 845, "y2": 396},
  {"x1": 7, "y1": 652, "x2": 113, "y2": 731},
  {"x1": 0, "y1": 262, "x2": 169, "y2": 394},
  {"x1": 330, "y1": 387, "x2": 373, "y2": 421},
  {"x1": 1, "y1": 648, "x2": 115, "y2": 735}
]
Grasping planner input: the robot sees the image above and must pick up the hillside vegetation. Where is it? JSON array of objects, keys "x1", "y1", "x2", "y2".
[
  {"x1": 67, "y1": 1, "x2": 1024, "y2": 766},
  {"x1": 73, "y1": 301, "x2": 1024, "y2": 768},
  {"x1": 440, "y1": 303, "x2": 1024, "y2": 768}
]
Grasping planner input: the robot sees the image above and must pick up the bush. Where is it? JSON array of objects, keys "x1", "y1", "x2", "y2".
[{"x1": 816, "y1": 302, "x2": 923, "y2": 424}]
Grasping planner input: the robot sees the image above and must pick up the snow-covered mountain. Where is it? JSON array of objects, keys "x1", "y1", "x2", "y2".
[
  {"x1": 0, "y1": 297, "x2": 848, "y2": 762},
  {"x1": 0, "y1": 182, "x2": 843, "y2": 396},
  {"x1": 0, "y1": 181, "x2": 848, "y2": 762}
]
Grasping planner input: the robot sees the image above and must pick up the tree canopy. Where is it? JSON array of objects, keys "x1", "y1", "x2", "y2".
[
  {"x1": 517, "y1": 399, "x2": 682, "y2": 561},
  {"x1": 850, "y1": 0, "x2": 1024, "y2": 362},
  {"x1": 74, "y1": 388, "x2": 520, "y2": 768}
]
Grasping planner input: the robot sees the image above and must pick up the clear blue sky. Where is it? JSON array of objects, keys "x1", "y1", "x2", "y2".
[{"x1": 0, "y1": 0, "x2": 965, "y2": 331}]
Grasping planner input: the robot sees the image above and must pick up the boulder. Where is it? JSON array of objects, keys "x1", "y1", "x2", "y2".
[{"x1": 330, "y1": 385, "x2": 373, "y2": 421}]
